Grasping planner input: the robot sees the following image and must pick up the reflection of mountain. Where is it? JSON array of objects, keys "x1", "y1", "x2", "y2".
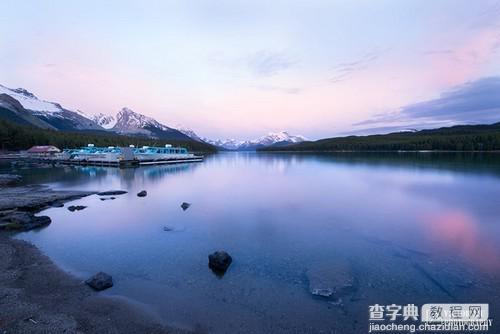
[{"x1": 305, "y1": 152, "x2": 500, "y2": 177}]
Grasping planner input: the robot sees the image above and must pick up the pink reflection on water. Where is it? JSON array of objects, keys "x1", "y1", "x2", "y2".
[{"x1": 422, "y1": 211, "x2": 499, "y2": 272}]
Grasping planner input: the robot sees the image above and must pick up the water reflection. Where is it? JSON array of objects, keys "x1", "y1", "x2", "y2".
[
  {"x1": 421, "y1": 211, "x2": 500, "y2": 272},
  {"x1": 7, "y1": 152, "x2": 500, "y2": 333}
]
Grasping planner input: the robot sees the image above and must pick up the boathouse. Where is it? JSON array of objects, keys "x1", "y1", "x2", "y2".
[{"x1": 27, "y1": 145, "x2": 61, "y2": 157}]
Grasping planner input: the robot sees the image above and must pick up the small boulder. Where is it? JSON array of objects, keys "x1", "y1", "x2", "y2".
[
  {"x1": 0, "y1": 212, "x2": 51, "y2": 231},
  {"x1": 137, "y1": 190, "x2": 147, "y2": 197},
  {"x1": 97, "y1": 190, "x2": 127, "y2": 196},
  {"x1": 100, "y1": 197, "x2": 116, "y2": 201},
  {"x1": 50, "y1": 202, "x2": 64, "y2": 208},
  {"x1": 208, "y1": 251, "x2": 232, "y2": 275},
  {"x1": 181, "y1": 202, "x2": 191, "y2": 211},
  {"x1": 26, "y1": 215, "x2": 52, "y2": 230},
  {"x1": 0, "y1": 174, "x2": 22, "y2": 187},
  {"x1": 68, "y1": 205, "x2": 87, "y2": 212},
  {"x1": 85, "y1": 272, "x2": 113, "y2": 291}
]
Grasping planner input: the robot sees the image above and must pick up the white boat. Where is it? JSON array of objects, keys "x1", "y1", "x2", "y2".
[
  {"x1": 54, "y1": 144, "x2": 201, "y2": 165},
  {"x1": 133, "y1": 145, "x2": 195, "y2": 161}
]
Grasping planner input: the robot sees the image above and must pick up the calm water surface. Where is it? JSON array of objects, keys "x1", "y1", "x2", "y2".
[{"x1": 6, "y1": 152, "x2": 500, "y2": 333}]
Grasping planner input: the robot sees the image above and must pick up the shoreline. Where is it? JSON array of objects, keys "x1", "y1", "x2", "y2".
[{"x1": 0, "y1": 177, "x2": 190, "y2": 334}]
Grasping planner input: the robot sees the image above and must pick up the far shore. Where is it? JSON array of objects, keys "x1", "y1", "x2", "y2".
[{"x1": 0, "y1": 175, "x2": 191, "y2": 334}]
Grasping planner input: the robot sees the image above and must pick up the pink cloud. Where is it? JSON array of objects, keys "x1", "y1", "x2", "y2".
[{"x1": 427, "y1": 27, "x2": 500, "y2": 87}]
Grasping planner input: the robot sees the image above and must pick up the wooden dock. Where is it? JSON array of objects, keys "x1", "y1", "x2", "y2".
[{"x1": 43, "y1": 157, "x2": 203, "y2": 167}]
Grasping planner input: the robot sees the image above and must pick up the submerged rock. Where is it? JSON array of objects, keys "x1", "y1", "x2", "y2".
[
  {"x1": 97, "y1": 190, "x2": 127, "y2": 196},
  {"x1": 307, "y1": 262, "x2": 356, "y2": 299},
  {"x1": 85, "y1": 272, "x2": 113, "y2": 291},
  {"x1": 162, "y1": 225, "x2": 186, "y2": 232},
  {"x1": 180, "y1": 202, "x2": 191, "y2": 211},
  {"x1": 0, "y1": 186, "x2": 95, "y2": 212},
  {"x1": 68, "y1": 205, "x2": 87, "y2": 212},
  {"x1": 100, "y1": 197, "x2": 116, "y2": 201},
  {"x1": 208, "y1": 251, "x2": 232, "y2": 275},
  {"x1": 0, "y1": 174, "x2": 22, "y2": 187},
  {"x1": 137, "y1": 190, "x2": 147, "y2": 197},
  {"x1": 0, "y1": 211, "x2": 51, "y2": 231}
]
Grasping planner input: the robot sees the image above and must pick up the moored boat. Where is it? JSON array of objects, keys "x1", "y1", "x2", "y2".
[{"x1": 52, "y1": 144, "x2": 202, "y2": 166}]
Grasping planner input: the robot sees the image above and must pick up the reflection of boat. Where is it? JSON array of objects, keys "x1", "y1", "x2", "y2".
[{"x1": 53, "y1": 144, "x2": 202, "y2": 167}]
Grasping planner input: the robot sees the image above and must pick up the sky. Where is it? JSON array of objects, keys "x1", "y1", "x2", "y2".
[{"x1": 1, "y1": 0, "x2": 500, "y2": 140}]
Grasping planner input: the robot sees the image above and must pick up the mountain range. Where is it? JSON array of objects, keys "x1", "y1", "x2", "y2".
[
  {"x1": 0, "y1": 84, "x2": 307, "y2": 150},
  {"x1": 203, "y1": 132, "x2": 307, "y2": 150}
]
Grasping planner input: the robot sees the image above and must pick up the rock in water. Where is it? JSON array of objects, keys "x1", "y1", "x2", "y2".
[
  {"x1": 68, "y1": 205, "x2": 87, "y2": 212},
  {"x1": 85, "y1": 272, "x2": 113, "y2": 291},
  {"x1": 28, "y1": 215, "x2": 52, "y2": 230},
  {"x1": 0, "y1": 212, "x2": 51, "y2": 231},
  {"x1": 307, "y1": 261, "x2": 356, "y2": 299},
  {"x1": 181, "y1": 202, "x2": 191, "y2": 211},
  {"x1": 0, "y1": 174, "x2": 22, "y2": 187},
  {"x1": 208, "y1": 251, "x2": 232, "y2": 274},
  {"x1": 137, "y1": 190, "x2": 147, "y2": 197},
  {"x1": 97, "y1": 190, "x2": 127, "y2": 196}
]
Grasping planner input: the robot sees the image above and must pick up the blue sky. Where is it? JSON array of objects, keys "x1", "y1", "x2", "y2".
[{"x1": 1, "y1": 0, "x2": 500, "y2": 139}]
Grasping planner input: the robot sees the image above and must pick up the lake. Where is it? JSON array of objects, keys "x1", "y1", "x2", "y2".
[{"x1": 5, "y1": 152, "x2": 500, "y2": 333}]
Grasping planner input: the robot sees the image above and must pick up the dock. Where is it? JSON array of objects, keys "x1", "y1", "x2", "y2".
[
  {"x1": 22, "y1": 144, "x2": 204, "y2": 168},
  {"x1": 55, "y1": 156, "x2": 203, "y2": 167}
]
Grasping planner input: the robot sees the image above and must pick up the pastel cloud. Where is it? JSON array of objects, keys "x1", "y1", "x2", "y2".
[
  {"x1": 247, "y1": 50, "x2": 297, "y2": 77},
  {"x1": 354, "y1": 77, "x2": 500, "y2": 132},
  {"x1": 1, "y1": 0, "x2": 500, "y2": 139}
]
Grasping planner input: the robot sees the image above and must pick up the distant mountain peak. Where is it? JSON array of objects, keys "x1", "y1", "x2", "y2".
[
  {"x1": 12, "y1": 88, "x2": 36, "y2": 99},
  {"x1": 204, "y1": 131, "x2": 307, "y2": 150},
  {"x1": 0, "y1": 83, "x2": 103, "y2": 131},
  {"x1": 92, "y1": 112, "x2": 116, "y2": 129},
  {"x1": 97, "y1": 107, "x2": 191, "y2": 140},
  {"x1": 174, "y1": 124, "x2": 206, "y2": 142},
  {"x1": 118, "y1": 106, "x2": 135, "y2": 115},
  {"x1": 114, "y1": 107, "x2": 165, "y2": 132}
]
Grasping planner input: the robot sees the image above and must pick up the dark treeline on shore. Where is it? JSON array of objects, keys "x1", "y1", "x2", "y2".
[
  {"x1": 260, "y1": 122, "x2": 500, "y2": 152},
  {"x1": 0, "y1": 119, "x2": 217, "y2": 153}
]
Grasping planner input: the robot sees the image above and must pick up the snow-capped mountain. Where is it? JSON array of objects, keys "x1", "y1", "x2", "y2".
[
  {"x1": 94, "y1": 107, "x2": 191, "y2": 140},
  {"x1": 203, "y1": 138, "x2": 245, "y2": 150},
  {"x1": 250, "y1": 131, "x2": 306, "y2": 146},
  {"x1": 0, "y1": 93, "x2": 56, "y2": 130},
  {"x1": 174, "y1": 125, "x2": 206, "y2": 143},
  {"x1": 205, "y1": 131, "x2": 307, "y2": 150},
  {"x1": 0, "y1": 84, "x2": 102, "y2": 131},
  {"x1": 91, "y1": 112, "x2": 116, "y2": 129}
]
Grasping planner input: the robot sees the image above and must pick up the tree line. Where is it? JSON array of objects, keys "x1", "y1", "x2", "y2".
[
  {"x1": 0, "y1": 118, "x2": 217, "y2": 153},
  {"x1": 261, "y1": 123, "x2": 500, "y2": 152}
]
